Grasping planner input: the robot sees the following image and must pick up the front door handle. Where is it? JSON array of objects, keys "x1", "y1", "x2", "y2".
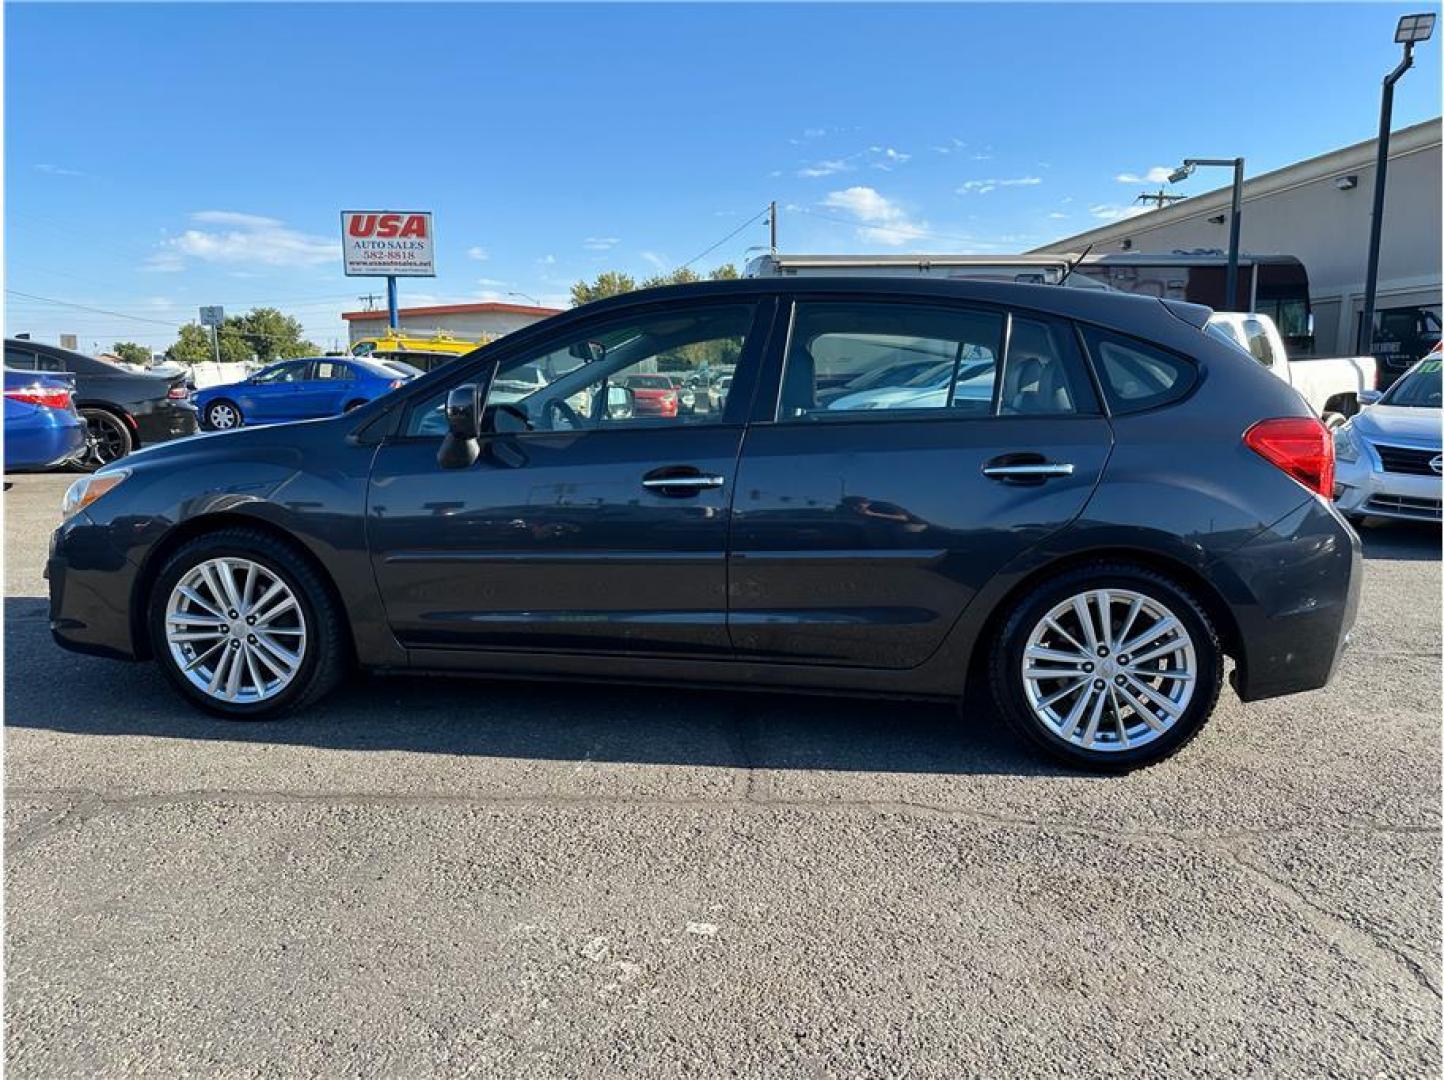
[{"x1": 642, "y1": 466, "x2": 726, "y2": 495}]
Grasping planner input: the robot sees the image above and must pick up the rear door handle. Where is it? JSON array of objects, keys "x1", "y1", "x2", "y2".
[{"x1": 981, "y1": 462, "x2": 1075, "y2": 479}]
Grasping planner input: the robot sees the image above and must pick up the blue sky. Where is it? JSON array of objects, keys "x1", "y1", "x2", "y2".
[{"x1": 6, "y1": 2, "x2": 1442, "y2": 353}]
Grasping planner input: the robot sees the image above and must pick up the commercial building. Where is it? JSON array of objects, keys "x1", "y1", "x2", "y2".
[
  {"x1": 341, "y1": 300, "x2": 562, "y2": 348},
  {"x1": 1033, "y1": 118, "x2": 1442, "y2": 360}
]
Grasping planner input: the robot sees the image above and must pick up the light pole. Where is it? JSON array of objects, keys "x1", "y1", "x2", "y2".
[
  {"x1": 1169, "y1": 157, "x2": 1245, "y2": 310},
  {"x1": 507, "y1": 290, "x2": 541, "y2": 307},
  {"x1": 1357, "y1": 12, "x2": 1435, "y2": 355}
]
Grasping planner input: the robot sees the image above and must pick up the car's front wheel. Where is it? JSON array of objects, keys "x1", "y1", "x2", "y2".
[
  {"x1": 988, "y1": 563, "x2": 1223, "y2": 771},
  {"x1": 148, "y1": 528, "x2": 347, "y2": 718},
  {"x1": 205, "y1": 400, "x2": 242, "y2": 430}
]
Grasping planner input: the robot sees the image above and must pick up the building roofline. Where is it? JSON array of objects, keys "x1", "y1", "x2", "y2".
[
  {"x1": 342, "y1": 300, "x2": 562, "y2": 321},
  {"x1": 1030, "y1": 116, "x2": 1442, "y2": 254}
]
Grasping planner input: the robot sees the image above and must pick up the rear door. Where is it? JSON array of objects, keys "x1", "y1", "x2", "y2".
[
  {"x1": 728, "y1": 295, "x2": 1112, "y2": 668},
  {"x1": 292, "y1": 359, "x2": 357, "y2": 416}
]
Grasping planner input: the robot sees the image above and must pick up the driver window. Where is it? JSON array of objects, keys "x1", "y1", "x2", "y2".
[
  {"x1": 253, "y1": 362, "x2": 306, "y2": 384},
  {"x1": 404, "y1": 303, "x2": 754, "y2": 436}
]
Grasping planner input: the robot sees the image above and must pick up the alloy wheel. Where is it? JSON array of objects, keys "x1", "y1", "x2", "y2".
[
  {"x1": 164, "y1": 557, "x2": 307, "y2": 703},
  {"x1": 81, "y1": 412, "x2": 128, "y2": 467},
  {"x1": 1020, "y1": 588, "x2": 1196, "y2": 752}
]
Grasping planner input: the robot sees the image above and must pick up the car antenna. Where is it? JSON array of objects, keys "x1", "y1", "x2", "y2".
[{"x1": 1057, "y1": 243, "x2": 1094, "y2": 286}]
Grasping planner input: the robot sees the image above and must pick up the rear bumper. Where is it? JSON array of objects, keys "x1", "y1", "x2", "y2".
[
  {"x1": 135, "y1": 401, "x2": 198, "y2": 445},
  {"x1": 1215, "y1": 497, "x2": 1362, "y2": 702},
  {"x1": 47, "y1": 511, "x2": 141, "y2": 661}
]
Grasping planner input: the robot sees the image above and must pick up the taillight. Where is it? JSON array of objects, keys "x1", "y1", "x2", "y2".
[
  {"x1": 5, "y1": 385, "x2": 71, "y2": 410},
  {"x1": 1244, "y1": 416, "x2": 1335, "y2": 497},
  {"x1": 388, "y1": 380, "x2": 405, "y2": 390},
  {"x1": 167, "y1": 385, "x2": 190, "y2": 400}
]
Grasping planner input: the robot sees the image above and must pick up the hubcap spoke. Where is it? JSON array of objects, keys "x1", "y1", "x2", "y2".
[
  {"x1": 1022, "y1": 588, "x2": 1196, "y2": 753},
  {"x1": 165, "y1": 557, "x2": 306, "y2": 703}
]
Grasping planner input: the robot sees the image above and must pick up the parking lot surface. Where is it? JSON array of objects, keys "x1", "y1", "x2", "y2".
[{"x1": 4, "y1": 471, "x2": 1440, "y2": 1076}]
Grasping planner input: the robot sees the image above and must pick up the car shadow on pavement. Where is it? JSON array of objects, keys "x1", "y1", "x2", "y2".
[
  {"x1": 1356, "y1": 520, "x2": 1441, "y2": 562},
  {"x1": 4, "y1": 596, "x2": 1066, "y2": 777}
]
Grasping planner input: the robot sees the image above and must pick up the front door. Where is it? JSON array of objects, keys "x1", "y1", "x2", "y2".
[
  {"x1": 729, "y1": 297, "x2": 1113, "y2": 668},
  {"x1": 367, "y1": 298, "x2": 771, "y2": 658},
  {"x1": 241, "y1": 360, "x2": 308, "y2": 421}
]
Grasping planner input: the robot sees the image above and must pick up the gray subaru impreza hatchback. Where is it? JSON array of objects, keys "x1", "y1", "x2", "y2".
[{"x1": 49, "y1": 278, "x2": 1359, "y2": 770}]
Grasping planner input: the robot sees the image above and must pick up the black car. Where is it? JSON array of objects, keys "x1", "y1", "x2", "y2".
[
  {"x1": 4, "y1": 338, "x2": 196, "y2": 468},
  {"x1": 47, "y1": 278, "x2": 1360, "y2": 770}
]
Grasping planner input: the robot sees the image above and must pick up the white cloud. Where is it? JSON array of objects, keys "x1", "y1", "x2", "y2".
[
  {"x1": 1089, "y1": 204, "x2": 1150, "y2": 222},
  {"x1": 583, "y1": 236, "x2": 620, "y2": 251},
  {"x1": 34, "y1": 163, "x2": 83, "y2": 177},
  {"x1": 932, "y1": 137, "x2": 967, "y2": 155},
  {"x1": 821, "y1": 186, "x2": 930, "y2": 246},
  {"x1": 639, "y1": 251, "x2": 668, "y2": 270},
  {"x1": 869, "y1": 147, "x2": 911, "y2": 171},
  {"x1": 1115, "y1": 166, "x2": 1173, "y2": 184},
  {"x1": 956, "y1": 177, "x2": 1042, "y2": 195},
  {"x1": 476, "y1": 277, "x2": 508, "y2": 287},
  {"x1": 1048, "y1": 212, "x2": 1069, "y2": 220},
  {"x1": 536, "y1": 254, "x2": 556, "y2": 265},
  {"x1": 467, "y1": 246, "x2": 490, "y2": 261},
  {"x1": 798, "y1": 159, "x2": 851, "y2": 178},
  {"x1": 153, "y1": 211, "x2": 336, "y2": 268}
]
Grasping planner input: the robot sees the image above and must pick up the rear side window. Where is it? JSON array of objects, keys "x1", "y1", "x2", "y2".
[{"x1": 1079, "y1": 326, "x2": 1197, "y2": 414}]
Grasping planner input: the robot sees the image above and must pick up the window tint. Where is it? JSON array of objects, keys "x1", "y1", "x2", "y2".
[
  {"x1": 404, "y1": 303, "x2": 754, "y2": 437},
  {"x1": 5, "y1": 348, "x2": 36, "y2": 370},
  {"x1": 252, "y1": 362, "x2": 308, "y2": 384},
  {"x1": 998, "y1": 318, "x2": 1094, "y2": 416},
  {"x1": 780, "y1": 302, "x2": 1004, "y2": 419},
  {"x1": 314, "y1": 360, "x2": 355, "y2": 380},
  {"x1": 1080, "y1": 327, "x2": 1197, "y2": 414},
  {"x1": 36, "y1": 353, "x2": 68, "y2": 372},
  {"x1": 1242, "y1": 318, "x2": 1277, "y2": 367}
]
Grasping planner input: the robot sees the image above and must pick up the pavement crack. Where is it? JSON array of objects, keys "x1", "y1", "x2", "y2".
[{"x1": 6, "y1": 791, "x2": 106, "y2": 855}]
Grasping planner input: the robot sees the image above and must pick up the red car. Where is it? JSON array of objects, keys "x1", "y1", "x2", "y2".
[{"x1": 619, "y1": 374, "x2": 679, "y2": 417}]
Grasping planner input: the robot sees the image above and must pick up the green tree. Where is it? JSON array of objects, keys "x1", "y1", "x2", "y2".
[
  {"x1": 165, "y1": 323, "x2": 249, "y2": 364},
  {"x1": 220, "y1": 307, "x2": 317, "y2": 363},
  {"x1": 111, "y1": 341, "x2": 151, "y2": 366},
  {"x1": 570, "y1": 271, "x2": 638, "y2": 308}
]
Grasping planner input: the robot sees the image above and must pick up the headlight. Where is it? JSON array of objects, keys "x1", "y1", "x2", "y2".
[
  {"x1": 62, "y1": 469, "x2": 131, "y2": 518},
  {"x1": 1333, "y1": 423, "x2": 1361, "y2": 464}
]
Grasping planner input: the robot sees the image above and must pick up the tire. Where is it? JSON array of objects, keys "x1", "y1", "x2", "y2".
[
  {"x1": 73, "y1": 408, "x2": 134, "y2": 471},
  {"x1": 988, "y1": 562, "x2": 1223, "y2": 772},
  {"x1": 205, "y1": 399, "x2": 242, "y2": 431},
  {"x1": 147, "y1": 527, "x2": 347, "y2": 719},
  {"x1": 1323, "y1": 411, "x2": 1348, "y2": 430}
]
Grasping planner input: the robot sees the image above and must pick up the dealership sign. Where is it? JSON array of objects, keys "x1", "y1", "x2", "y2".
[{"x1": 341, "y1": 211, "x2": 435, "y2": 277}]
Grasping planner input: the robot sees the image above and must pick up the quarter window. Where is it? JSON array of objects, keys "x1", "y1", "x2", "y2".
[{"x1": 1080, "y1": 326, "x2": 1198, "y2": 414}]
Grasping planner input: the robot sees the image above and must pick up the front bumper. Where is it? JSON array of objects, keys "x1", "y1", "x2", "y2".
[
  {"x1": 1334, "y1": 446, "x2": 1442, "y2": 523},
  {"x1": 48, "y1": 511, "x2": 142, "y2": 660},
  {"x1": 1214, "y1": 497, "x2": 1362, "y2": 702}
]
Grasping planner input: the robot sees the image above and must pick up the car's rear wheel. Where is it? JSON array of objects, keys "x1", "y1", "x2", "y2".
[
  {"x1": 988, "y1": 563, "x2": 1222, "y2": 771},
  {"x1": 148, "y1": 528, "x2": 346, "y2": 718},
  {"x1": 205, "y1": 400, "x2": 242, "y2": 430},
  {"x1": 73, "y1": 408, "x2": 133, "y2": 471}
]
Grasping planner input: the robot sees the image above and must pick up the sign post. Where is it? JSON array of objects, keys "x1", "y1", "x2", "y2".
[
  {"x1": 341, "y1": 211, "x2": 435, "y2": 334},
  {"x1": 199, "y1": 306, "x2": 225, "y2": 364}
]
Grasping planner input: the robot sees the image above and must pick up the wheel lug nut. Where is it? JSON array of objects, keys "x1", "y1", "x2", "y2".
[
  {"x1": 230, "y1": 640, "x2": 241, "y2": 649},
  {"x1": 1083, "y1": 662, "x2": 1094, "y2": 673},
  {"x1": 247, "y1": 634, "x2": 257, "y2": 644},
  {"x1": 228, "y1": 610, "x2": 239, "y2": 619},
  {"x1": 246, "y1": 615, "x2": 256, "y2": 625},
  {"x1": 1097, "y1": 646, "x2": 1109, "y2": 657},
  {"x1": 1118, "y1": 655, "x2": 1129, "y2": 665},
  {"x1": 1115, "y1": 675, "x2": 1127, "y2": 685},
  {"x1": 1093, "y1": 679, "x2": 1105, "y2": 690}
]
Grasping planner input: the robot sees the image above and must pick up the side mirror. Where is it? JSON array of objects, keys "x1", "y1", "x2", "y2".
[
  {"x1": 1358, "y1": 389, "x2": 1382, "y2": 406},
  {"x1": 438, "y1": 363, "x2": 496, "y2": 469}
]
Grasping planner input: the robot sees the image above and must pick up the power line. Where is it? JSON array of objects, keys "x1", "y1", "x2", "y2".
[
  {"x1": 4, "y1": 289, "x2": 336, "y2": 343},
  {"x1": 675, "y1": 206, "x2": 770, "y2": 271}
]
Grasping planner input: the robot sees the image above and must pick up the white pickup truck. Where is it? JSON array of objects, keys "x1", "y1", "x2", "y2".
[{"x1": 1205, "y1": 312, "x2": 1376, "y2": 426}]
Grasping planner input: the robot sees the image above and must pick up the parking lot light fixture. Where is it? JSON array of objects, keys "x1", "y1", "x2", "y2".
[
  {"x1": 507, "y1": 291, "x2": 541, "y2": 307},
  {"x1": 1169, "y1": 157, "x2": 1245, "y2": 310},
  {"x1": 1358, "y1": 14, "x2": 1434, "y2": 354}
]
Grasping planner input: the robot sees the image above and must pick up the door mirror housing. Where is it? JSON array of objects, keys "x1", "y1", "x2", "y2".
[
  {"x1": 1358, "y1": 388, "x2": 1383, "y2": 406},
  {"x1": 437, "y1": 362, "x2": 497, "y2": 469}
]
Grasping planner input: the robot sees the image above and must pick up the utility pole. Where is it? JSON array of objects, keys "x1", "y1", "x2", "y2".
[
  {"x1": 1135, "y1": 188, "x2": 1185, "y2": 210},
  {"x1": 358, "y1": 293, "x2": 380, "y2": 311},
  {"x1": 769, "y1": 200, "x2": 778, "y2": 253}
]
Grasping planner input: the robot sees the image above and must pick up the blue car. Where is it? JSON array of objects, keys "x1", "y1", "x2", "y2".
[
  {"x1": 194, "y1": 357, "x2": 413, "y2": 431},
  {"x1": 4, "y1": 368, "x2": 87, "y2": 471}
]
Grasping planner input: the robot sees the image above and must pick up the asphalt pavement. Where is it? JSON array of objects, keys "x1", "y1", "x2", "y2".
[{"x1": 4, "y1": 472, "x2": 1440, "y2": 1077}]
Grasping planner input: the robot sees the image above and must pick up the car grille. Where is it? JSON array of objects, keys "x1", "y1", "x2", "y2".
[
  {"x1": 1364, "y1": 494, "x2": 1443, "y2": 520},
  {"x1": 1373, "y1": 443, "x2": 1440, "y2": 476}
]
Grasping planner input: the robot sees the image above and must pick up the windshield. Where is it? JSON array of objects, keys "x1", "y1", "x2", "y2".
[{"x1": 1380, "y1": 358, "x2": 1442, "y2": 408}]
